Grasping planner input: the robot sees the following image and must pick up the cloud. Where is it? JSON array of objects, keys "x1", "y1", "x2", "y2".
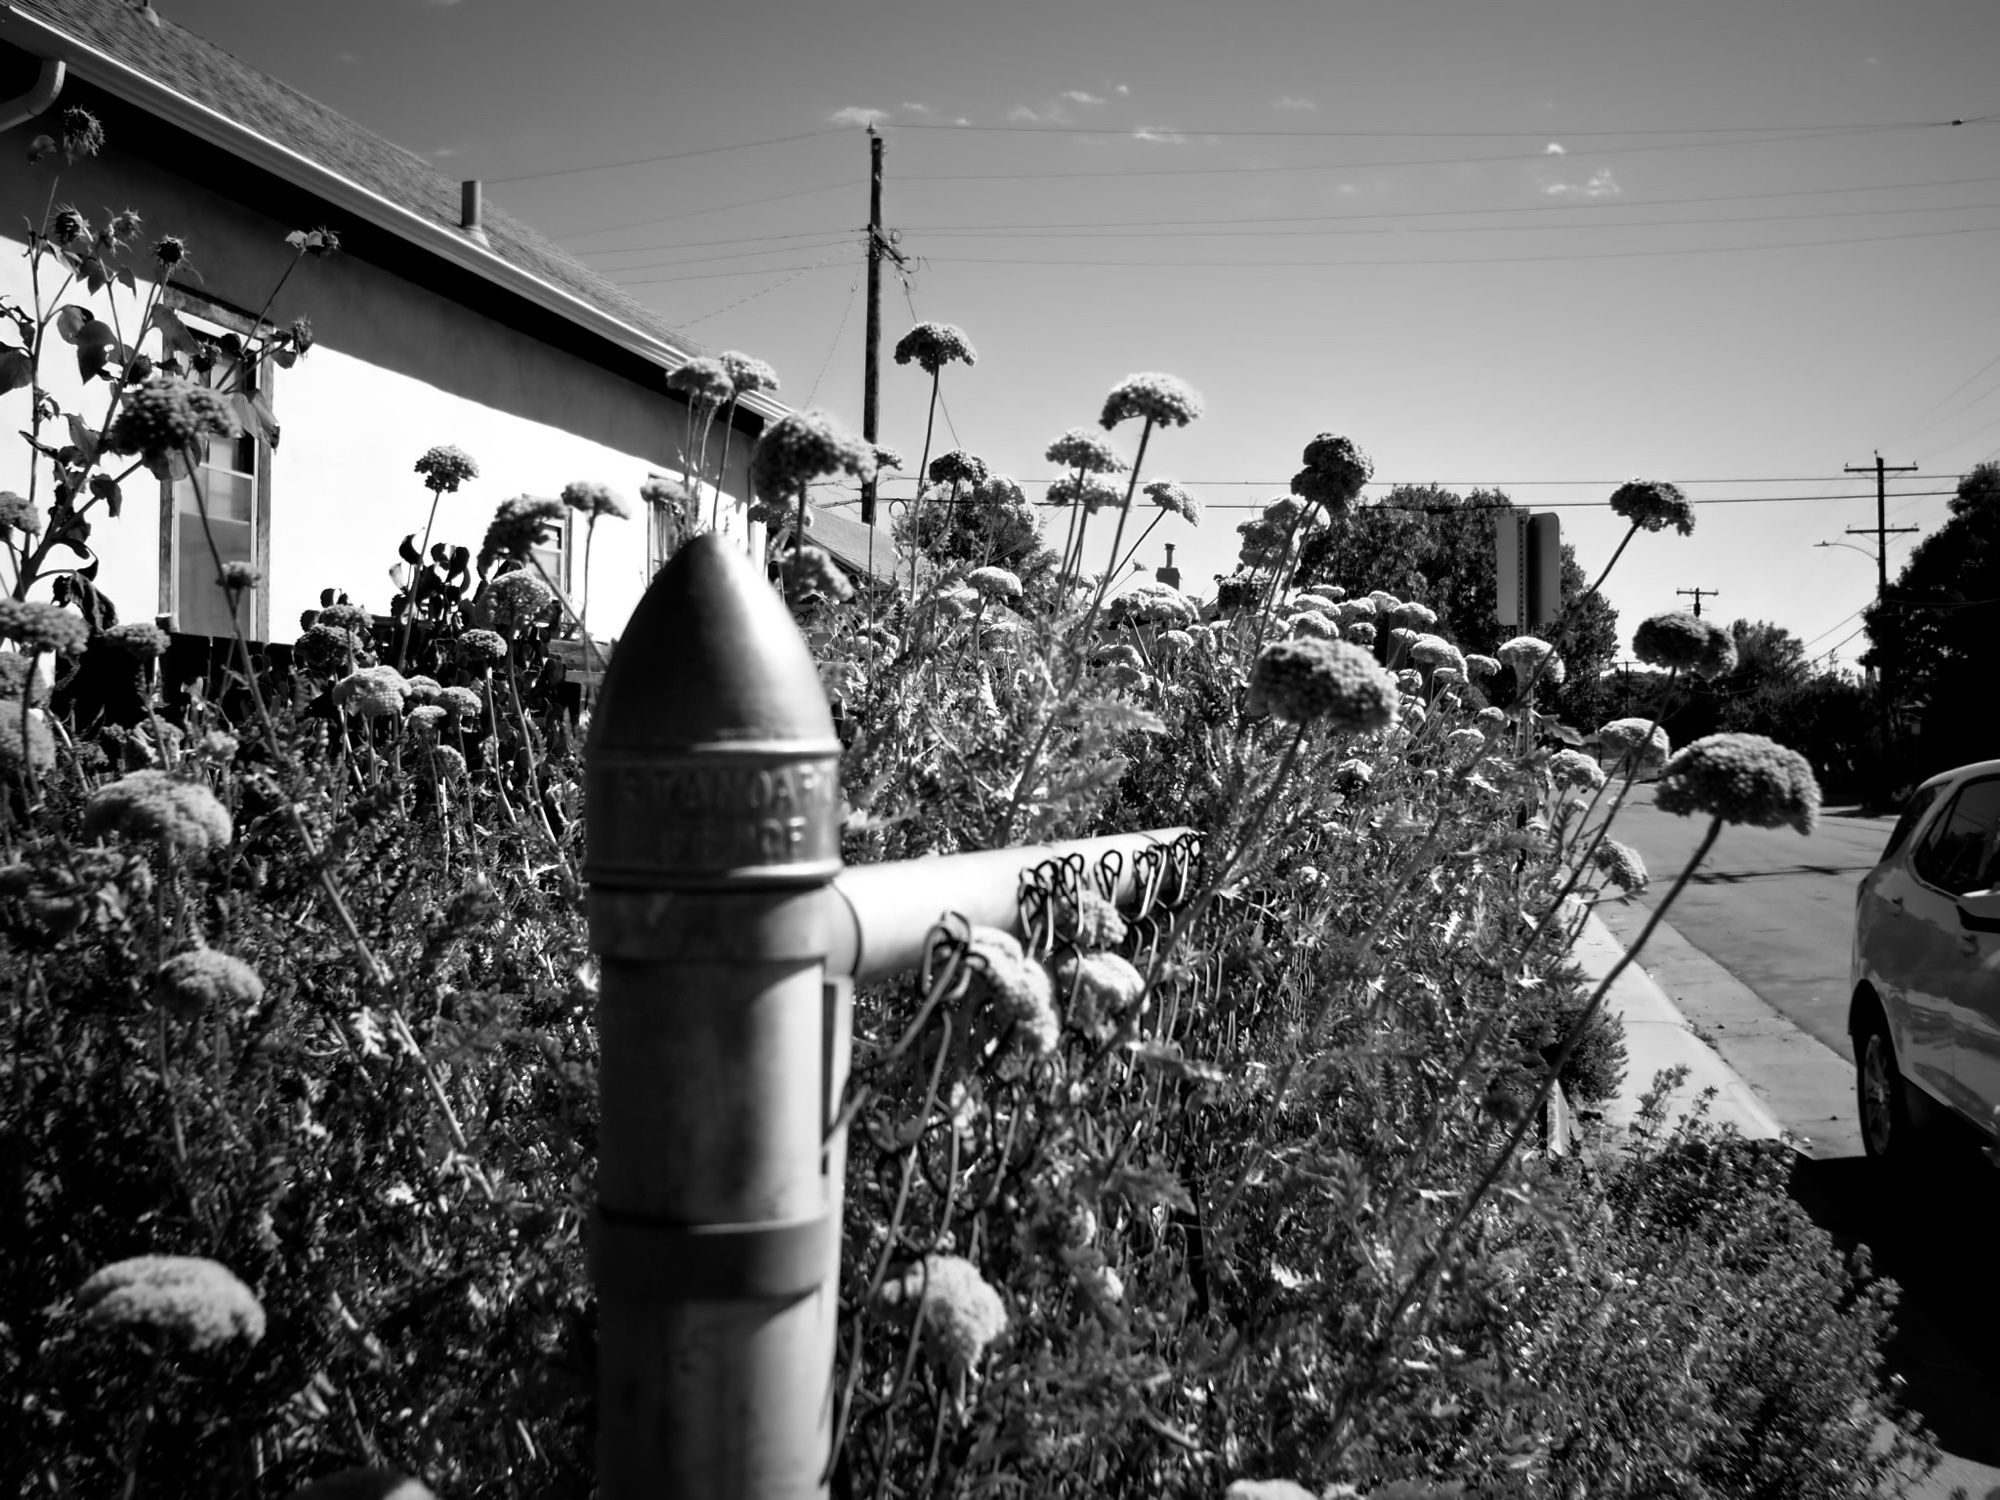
[
  {"x1": 1544, "y1": 142, "x2": 1565, "y2": 155},
  {"x1": 1062, "y1": 90, "x2": 1106, "y2": 107},
  {"x1": 1009, "y1": 103, "x2": 1053, "y2": 124},
  {"x1": 1115, "y1": 83, "x2": 1130, "y2": 95},
  {"x1": 1273, "y1": 95, "x2": 1316, "y2": 111},
  {"x1": 830, "y1": 106, "x2": 891, "y2": 127},
  {"x1": 901, "y1": 102, "x2": 933, "y2": 116},
  {"x1": 1544, "y1": 166, "x2": 1620, "y2": 198},
  {"x1": 1133, "y1": 126, "x2": 1187, "y2": 145}
]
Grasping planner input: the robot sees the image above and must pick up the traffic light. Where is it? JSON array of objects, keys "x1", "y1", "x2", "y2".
[{"x1": 1494, "y1": 511, "x2": 1562, "y2": 629}]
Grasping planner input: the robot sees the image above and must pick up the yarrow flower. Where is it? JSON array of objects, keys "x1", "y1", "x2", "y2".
[
  {"x1": 1099, "y1": 372, "x2": 1203, "y2": 430},
  {"x1": 1409, "y1": 633, "x2": 1466, "y2": 675},
  {"x1": 1549, "y1": 748, "x2": 1608, "y2": 792},
  {"x1": 877, "y1": 1254, "x2": 1007, "y2": 1374},
  {"x1": 1304, "y1": 583, "x2": 1346, "y2": 601},
  {"x1": 872, "y1": 444, "x2": 904, "y2": 473},
  {"x1": 407, "y1": 704, "x2": 446, "y2": 736},
  {"x1": 1288, "y1": 611, "x2": 1336, "y2": 640},
  {"x1": 1389, "y1": 601, "x2": 1439, "y2": 630},
  {"x1": 1058, "y1": 951, "x2": 1146, "y2": 1035},
  {"x1": 219, "y1": 561, "x2": 261, "y2": 592},
  {"x1": 422, "y1": 743, "x2": 469, "y2": 780},
  {"x1": 0, "y1": 699, "x2": 55, "y2": 773},
  {"x1": 963, "y1": 927, "x2": 1059, "y2": 1055},
  {"x1": 1655, "y1": 732, "x2": 1821, "y2": 834},
  {"x1": 0, "y1": 598, "x2": 89, "y2": 655},
  {"x1": 156, "y1": 949, "x2": 265, "y2": 1020},
  {"x1": 478, "y1": 495, "x2": 565, "y2": 571},
  {"x1": 1292, "y1": 432, "x2": 1374, "y2": 513},
  {"x1": 1344, "y1": 621, "x2": 1377, "y2": 647},
  {"x1": 485, "y1": 569, "x2": 556, "y2": 632},
  {"x1": 1061, "y1": 888, "x2": 1129, "y2": 951},
  {"x1": 1263, "y1": 495, "x2": 1308, "y2": 526},
  {"x1": 1597, "y1": 717, "x2": 1672, "y2": 771},
  {"x1": 750, "y1": 409, "x2": 876, "y2": 499},
  {"x1": 414, "y1": 445, "x2": 478, "y2": 494},
  {"x1": 333, "y1": 665, "x2": 411, "y2": 719},
  {"x1": 1446, "y1": 727, "x2": 1488, "y2": 762},
  {"x1": 1633, "y1": 611, "x2": 1737, "y2": 679},
  {"x1": 1496, "y1": 635, "x2": 1566, "y2": 688},
  {"x1": 1610, "y1": 478, "x2": 1696, "y2": 536},
  {"x1": 74, "y1": 1255, "x2": 265, "y2": 1351},
  {"x1": 1047, "y1": 475, "x2": 1123, "y2": 514},
  {"x1": 439, "y1": 684, "x2": 484, "y2": 718},
  {"x1": 893, "y1": 321, "x2": 977, "y2": 376},
  {"x1": 105, "y1": 375, "x2": 241, "y2": 467},
  {"x1": 1245, "y1": 637, "x2": 1399, "y2": 730},
  {"x1": 783, "y1": 544, "x2": 855, "y2": 603},
  {"x1": 84, "y1": 770, "x2": 232, "y2": 855},
  {"x1": 1108, "y1": 580, "x2": 1197, "y2": 628},
  {"x1": 1224, "y1": 1481, "x2": 1319, "y2": 1500},
  {"x1": 718, "y1": 350, "x2": 780, "y2": 395},
  {"x1": 561, "y1": 480, "x2": 631, "y2": 521},
  {"x1": 294, "y1": 623, "x2": 366, "y2": 675},
  {"x1": 966, "y1": 565, "x2": 1022, "y2": 602},
  {"x1": 0, "y1": 490, "x2": 42, "y2": 533},
  {"x1": 1593, "y1": 839, "x2": 1650, "y2": 892},
  {"x1": 1465, "y1": 653, "x2": 1500, "y2": 678},
  {"x1": 1045, "y1": 428, "x2": 1126, "y2": 474},
  {"x1": 666, "y1": 356, "x2": 734, "y2": 407},
  {"x1": 317, "y1": 602, "x2": 372, "y2": 637},
  {"x1": 0, "y1": 652, "x2": 47, "y2": 705},
  {"x1": 927, "y1": 449, "x2": 989, "y2": 488}
]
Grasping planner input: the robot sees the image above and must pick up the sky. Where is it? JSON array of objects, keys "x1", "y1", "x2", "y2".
[{"x1": 164, "y1": 0, "x2": 2000, "y2": 671}]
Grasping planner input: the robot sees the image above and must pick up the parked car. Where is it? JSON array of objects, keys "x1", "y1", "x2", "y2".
[{"x1": 1851, "y1": 758, "x2": 2000, "y2": 1158}]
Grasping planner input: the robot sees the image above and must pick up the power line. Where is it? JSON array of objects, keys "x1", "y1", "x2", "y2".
[
  {"x1": 579, "y1": 226, "x2": 859, "y2": 259},
  {"x1": 680, "y1": 261, "x2": 842, "y2": 326},
  {"x1": 890, "y1": 115, "x2": 1963, "y2": 141},
  {"x1": 599, "y1": 236, "x2": 859, "y2": 276},
  {"x1": 835, "y1": 483, "x2": 1959, "y2": 509},
  {"x1": 558, "y1": 180, "x2": 854, "y2": 241},
  {"x1": 803, "y1": 272, "x2": 861, "y2": 407},
  {"x1": 618, "y1": 251, "x2": 861, "y2": 287},
  {"x1": 486, "y1": 126, "x2": 844, "y2": 185}
]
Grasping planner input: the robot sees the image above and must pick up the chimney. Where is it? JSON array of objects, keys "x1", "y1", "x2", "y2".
[
  {"x1": 461, "y1": 180, "x2": 488, "y2": 245},
  {"x1": 1155, "y1": 542, "x2": 1181, "y2": 590}
]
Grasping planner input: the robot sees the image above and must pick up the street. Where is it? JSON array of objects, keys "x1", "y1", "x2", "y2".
[{"x1": 1602, "y1": 788, "x2": 2000, "y2": 1497}]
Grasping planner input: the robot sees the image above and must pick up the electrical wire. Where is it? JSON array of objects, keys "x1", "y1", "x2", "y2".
[
  {"x1": 680, "y1": 261, "x2": 846, "y2": 326},
  {"x1": 578, "y1": 226, "x2": 860, "y2": 260},
  {"x1": 487, "y1": 126, "x2": 844, "y2": 185},
  {"x1": 889, "y1": 114, "x2": 1972, "y2": 141},
  {"x1": 559, "y1": 180, "x2": 854, "y2": 241},
  {"x1": 617, "y1": 251, "x2": 861, "y2": 287},
  {"x1": 600, "y1": 236, "x2": 860, "y2": 277},
  {"x1": 804, "y1": 273, "x2": 862, "y2": 407}
]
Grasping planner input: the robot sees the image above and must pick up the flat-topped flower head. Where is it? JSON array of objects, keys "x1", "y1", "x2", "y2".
[
  {"x1": 964, "y1": 927, "x2": 1059, "y2": 1054},
  {"x1": 751, "y1": 409, "x2": 876, "y2": 498},
  {"x1": 718, "y1": 350, "x2": 780, "y2": 396},
  {"x1": 1100, "y1": 372, "x2": 1202, "y2": 430},
  {"x1": 877, "y1": 1254, "x2": 1007, "y2": 1373},
  {"x1": 1235, "y1": 517, "x2": 1287, "y2": 568},
  {"x1": 479, "y1": 495, "x2": 565, "y2": 570},
  {"x1": 407, "y1": 704, "x2": 446, "y2": 737},
  {"x1": 1286, "y1": 594, "x2": 1336, "y2": 616},
  {"x1": 1446, "y1": 727, "x2": 1487, "y2": 762},
  {"x1": 156, "y1": 949, "x2": 265, "y2": 1020},
  {"x1": 1338, "y1": 597, "x2": 1378, "y2": 622},
  {"x1": 1549, "y1": 748, "x2": 1608, "y2": 792},
  {"x1": 414, "y1": 445, "x2": 478, "y2": 494},
  {"x1": 1058, "y1": 950, "x2": 1146, "y2": 1034},
  {"x1": 0, "y1": 652, "x2": 47, "y2": 705},
  {"x1": 1610, "y1": 478, "x2": 1695, "y2": 536},
  {"x1": 318, "y1": 602, "x2": 372, "y2": 637},
  {"x1": 974, "y1": 474, "x2": 1026, "y2": 509},
  {"x1": 1368, "y1": 590, "x2": 1402, "y2": 613},
  {"x1": 456, "y1": 628, "x2": 508, "y2": 668},
  {"x1": 1389, "y1": 601, "x2": 1438, "y2": 630},
  {"x1": 1108, "y1": 579, "x2": 1197, "y2": 627},
  {"x1": 1305, "y1": 583, "x2": 1347, "y2": 601},
  {"x1": 1633, "y1": 611, "x2": 1735, "y2": 678},
  {"x1": 666, "y1": 356, "x2": 735, "y2": 408},
  {"x1": 333, "y1": 665, "x2": 411, "y2": 719},
  {"x1": 1046, "y1": 428, "x2": 1127, "y2": 474},
  {"x1": 1597, "y1": 717, "x2": 1672, "y2": 771},
  {"x1": 0, "y1": 599, "x2": 89, "y2": 655},
  {"x1": 1409, "y1": 634, "x2": 1466, "y2": 675},
  {"x1": 562, "y1": 481, "x2": 630, "y2": 521},
  {"x1": 1655, "y1": 732, "x2": 1821, "y2": 834},
  {"x1": 105, "y1": 375, "x2": 241, "y2": 467},
  {"x1": 0, "y1": 490, "x2": 42, "y2": 534},
  {"x1": 1158, "y1": 628, "x2": 1196, "y2": 656},
  {"x1": 1593, "y1": 839, "x2": 1650, "y2": 892},
  {"x1": 1246, "y1": 636, "x2": 1399, "y2": 730},
  {"x1": 1496, "y1": 634, "x2": 1566, "y2": 687},
  {"x1": 0, "y1": 700, "x2": 55, "y2": 773},
  {"x1": 1387, "y1": 626, "x2": 1420, "y2": 654},
  {"x1": 1292, "y1": 433, "x2": 1374, "y2": 512},
  {"x1": 485, "y1": 569, "x2": 557, "y2": 632},
  {"x1": 84, "y1": 771, "x2": 232, "y2": 856},
  {"x1": 1465, "y1": 653, "x2": 1500, "y2": 678},
  {"x1": 220, "y1": 562, "x2": 261, "y2": 593},
  {"x1": 440, "y1": 684, "x2": 484, "y2": 717},
  {"x1": 295, "y1": 623, "x2": 366, "y2": 675},
  {"x1": 75, "y1": 1255, "x2": 264, "y2": 1351},
  {"x1": 785, "y1": 544, "x2": 854, "y2": 602},
  {"x1": 1289, "y1": 612, "x2": 1337, "y2": 640},
  {"x1": 966, "y1": 565, "x2": 1023, "y2": 602},
  {"x1": 894, "y1": 321, "x2": 977, "y2": 375},
  {"x1": 927, "y1": 449, "x2": 989, "y2": 487},
  {"x1": 1145, "y1": 480, "x2": 1201, "y2": 524},
  {"x1": 1060, "y1": 888, "x2": 1129, "y2": 950},
  {"x1": 1047, "y1": 475, "x2": 1123, "y2": 514},
  {"x1": 1344, "y1": 621, "x2": 1377, "y2": 646}
]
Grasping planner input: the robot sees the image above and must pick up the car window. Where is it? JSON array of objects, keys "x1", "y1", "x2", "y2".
[
  {"x1": 1882, "y1": 782, "x2": 1945, "y2": 862},
  {"x1": 1909, "y1": 777, "x2": 2000, "y2": 896}
]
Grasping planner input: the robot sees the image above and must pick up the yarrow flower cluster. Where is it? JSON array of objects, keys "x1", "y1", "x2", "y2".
[
  {"x1": 155, "y1": 949, "x2": 265, "y2": 1020},
  {"x1": 295, "y1": 623, "x2": 366, "y2": 676},
  {"x1": 1408, "y1": 633, "x2": 1466, "y2": 675},
  {"x1": 485, "y1": 569, "x2": 556, "y2": 632},
  {"x1": 1465, "y1": 653, "x2": 1500, "y2": 678},
  {"x1": 84, "y1": 771, "x2": 232, "y2": 855},
  {"x1": 562, "y1": 480, "x2": 631, "y2": 521},
  {"x1": 666, "y1": 356, "x2": 734, "y2": 407},
  {"x1": 456, "y1": 630, "x2": 509, "y2": 669},
  {"x1": 1633, "y1": 611, "x2": 1737, "y2": 679},
  {"x1": 1593, "y1": 839, "x2": 1650, "y2": 892},
  {"x1": 877, "y1": 1254, "x2": 1008, "y2": 1373},
  {"x1": 0, "y1": 651, "x2": 48, "y2": 705},
  {"x1": 784, "y1": 544, "x2": 855, "y2": 603},
  {"x1": 1655, "y1": 732, "x2": 1821, "y2": 834},
  {"x1": 750, "y1": 409, "x2": 876, "y2": 499},
  {"x1": 718, "y1": 350, "x2": 780, "y2": 395},
  {"x1": 479, "y1": 495, "x2": 565, "y2": 571},
  {"x1": 1596, "y1": 717, "x2": 1672, "y2": 772},
  {"x1": 219, "y1": 561, "x2": 261, "y2": 592},
  {"x1": 1058, "y1": 950, "x2": 1146, "y2": 1036},
  {"x1": 319, "y1": 602, "x2": 372, "y2": 637},
  {"x1": 414, "y1": 445, "x2": 478, "y2": 494},
  {"x1": 966, "y1": 565, "x2": 1022, "y2": 602},
  {"x1": 0, "y1": 490, "x2": 41, "y2": 533},
  {"x1": 333, "y1": 665, "x2": 411, "y2": 719},
  {"x1": 928, "y1": 449, "x2": 989, "y2": 488},
  {"x1": 1496, "y1": 635, "x2": 1567, "y2": 688},
  {"x1": 0, "y1": 700, "x2": 55, "y2": 773},
  {"x1": 1108, "y1": 580, "x2": 1197, "y2": 628},
  {"x1": 1099, "y1": 372, "x2": 1203, "y2": 430},
  {"x1": 1048, "y1": 475, "x2": 1123, "y2": 514},
  {"x1": 104, "y1": 375, "x2": 241, "y2": 466},
  {"x1": 74, "y1": 1255, "x2": 265, "y2": 1351},
  {"x1": 893, "y1": 321, "x2": 977, "y2": 376},
  {"x1": 963, "y1": 927, "x2": 1059, "y2": 1055},
  {"x1": 1292, "y1": 432, "x2": 1373, "y2": 513},
  {"x1": 1045, "y1": 428, "x2": 1126, "y2": 474},
  {"x1": 1060, "y1": 888, "x2": 1130, "y2": 951},
  {"x1": 0, "y1": 598, "x2": 89, "y2": 655},
  {"x1": 1549, "y1": 748, "x2": 1608, "y2": 792},
  {"x1": 1610, "y1": 478, "x2": 1696, "y2": 536},
  {"x1": 1389, "y1": 601, "x2": 1438, "y2": 631},
  {"x1": 1245, "y1": 637, "x2": 1399, "y2": 730}
]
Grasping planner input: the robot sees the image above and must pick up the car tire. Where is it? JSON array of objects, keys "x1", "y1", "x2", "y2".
[{"x1": 1854, "y1": 1001, "x2": 1923, "y2": 1161}]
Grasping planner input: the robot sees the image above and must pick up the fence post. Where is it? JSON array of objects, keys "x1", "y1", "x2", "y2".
[{"x1": 584, "y1": 533, "x2": 845, "y2": 1498}]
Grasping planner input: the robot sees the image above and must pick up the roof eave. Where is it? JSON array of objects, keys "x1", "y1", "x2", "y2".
[{"x1": 0, "y1": 3, "x2": 787, "y2": 425}]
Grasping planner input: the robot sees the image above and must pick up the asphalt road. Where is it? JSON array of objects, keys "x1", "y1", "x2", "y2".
[{"x1": 1606, "y1": 788, "x2": 2000, "y2": 1499}]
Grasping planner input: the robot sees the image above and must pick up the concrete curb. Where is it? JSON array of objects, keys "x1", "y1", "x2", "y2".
[{"x1": 1571, "y1": 911, "x2": 1788, "y2": 1143}]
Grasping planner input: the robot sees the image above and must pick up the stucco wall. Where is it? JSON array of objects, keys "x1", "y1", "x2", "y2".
[{"x1": 0, "y1": 104, "x2": 752, "y2": 642}]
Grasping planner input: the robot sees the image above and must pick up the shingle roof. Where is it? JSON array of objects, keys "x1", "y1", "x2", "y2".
[
  {"x1": 4, "y1": 0, "x2": 753, "y2": 395},
  {"x1": 810, "y1": 503, "x2": 902, "y2": 586}
]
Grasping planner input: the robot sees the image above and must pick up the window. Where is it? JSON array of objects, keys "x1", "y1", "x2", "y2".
[
  {"x1": 1882, "y1": 781, "x2": 1945, "y2": 862},
  {"x1": 1910, "y1": 778, "x2": 2000, "y2": 897},
  {"x1": 156, "y1": 295, "x2": 271, "y2": 640},
  {"x1": 529, "y1": 510, "x2": 572, "y2": 598}
]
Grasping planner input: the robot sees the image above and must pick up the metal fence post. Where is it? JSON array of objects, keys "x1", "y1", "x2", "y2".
[{"x1": 584, "y1": 533, "x2": 844, "y2": 1498}]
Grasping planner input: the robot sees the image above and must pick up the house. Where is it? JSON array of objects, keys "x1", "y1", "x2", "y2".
[{"x1": 0, "y1": 0, "x2": 806, "y2": 647}]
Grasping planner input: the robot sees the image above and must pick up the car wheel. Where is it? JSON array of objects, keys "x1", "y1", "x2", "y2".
[{"x1": 1855, "y1": 1003, "x2": 1920, "y2": 1161}]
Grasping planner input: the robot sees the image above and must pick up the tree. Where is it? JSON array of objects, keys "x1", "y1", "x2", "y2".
[
  {"x1": 892, "y1": 475, "x2": 1060, "y2": 595},
  {"x1": 1861, "y1": 462, "x2": 2000, "y2": 779}
]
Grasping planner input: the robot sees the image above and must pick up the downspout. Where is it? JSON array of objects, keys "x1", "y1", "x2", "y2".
[{"x1": 0, "y1": 54, "x2": 64, "y2": 133}]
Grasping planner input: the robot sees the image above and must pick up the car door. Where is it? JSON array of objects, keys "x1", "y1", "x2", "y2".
[
  {"x1": 1904, "y1": 775, "x2": 2000, "y2": 1125},
  {"x1": 1860, "y1": 781, "x2": 1958, "y2": 1102}
]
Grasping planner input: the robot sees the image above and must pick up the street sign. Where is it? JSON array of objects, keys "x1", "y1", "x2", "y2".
[{"x1": 1495, "y1": 510, "x2": 1562, "y2": 629}]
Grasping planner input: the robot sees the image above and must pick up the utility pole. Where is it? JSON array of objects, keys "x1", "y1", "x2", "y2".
[
  {"x1": 858, "y1": 127, "x2": 907, "y2": 527},
  {"x1": 1676, "y1": 586, "x2": 1718, "y2": 619},
  {"x1": 1844, "y1": 452, "x2": 1918, "y2": 783}
]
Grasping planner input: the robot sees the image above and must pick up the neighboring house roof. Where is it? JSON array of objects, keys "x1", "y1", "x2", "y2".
[
  {"x1": 0, "y1": 0, "x2": 787, "y2": 423},
  {"x1": 809, "y1": 503, "x2": 902, "y2": 587}
]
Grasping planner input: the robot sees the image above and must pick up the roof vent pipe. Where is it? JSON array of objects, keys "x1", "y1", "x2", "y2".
[
  {"x1": 460, "y1": 179, "x2": 488, "y2": 245},
  {"x1": 0, "y1": 56, "x2": 66, "y2": 135}
]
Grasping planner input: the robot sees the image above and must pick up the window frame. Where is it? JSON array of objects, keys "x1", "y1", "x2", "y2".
[
  {"x1": 1908, "y1": 775, "x2": 2000, "y2": 898},
  {"x1": 154, "y1": 289, "x2": 274, "y2": 642}
]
